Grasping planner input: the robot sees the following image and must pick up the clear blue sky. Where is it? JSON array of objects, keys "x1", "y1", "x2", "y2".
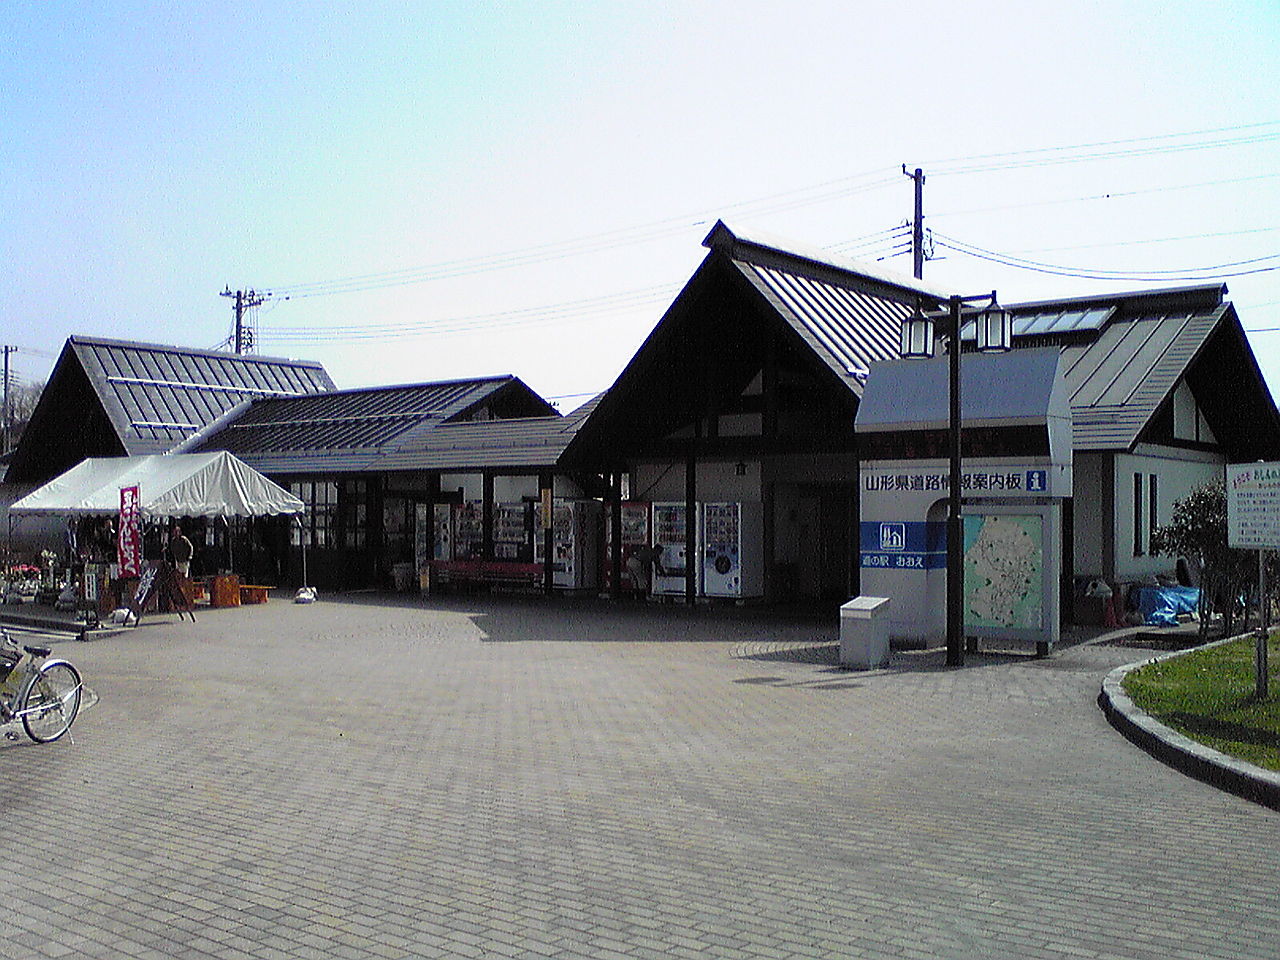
[{"x1": 4, "y1": 1, "x2": 1279, "y2": 409}]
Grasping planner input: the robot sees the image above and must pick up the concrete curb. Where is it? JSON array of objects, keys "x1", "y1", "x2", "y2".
[
  {"x1": 1099, "y1": 635, "x2": 1280, "y2": 812},
  {"x1": 0, "y1": 609, "x2": 129, "y2": 641}
]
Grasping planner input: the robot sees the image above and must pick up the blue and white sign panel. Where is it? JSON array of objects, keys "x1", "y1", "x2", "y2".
[
  {"x1": 863, "y1": 468, "x2": 1055, "y2": 496},
  {"x1": 859, "y1": 521, "x2": 946, "y2": 570}
]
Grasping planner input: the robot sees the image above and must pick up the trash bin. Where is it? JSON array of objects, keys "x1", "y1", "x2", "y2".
[{"x1": 840, "y1": 596, "x2": 891, "y2": 669}]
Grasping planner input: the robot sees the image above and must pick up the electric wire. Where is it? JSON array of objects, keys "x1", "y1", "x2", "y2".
[
  {"x1": 264, "y1": 175, "x2": 900, "y2": 299},
  {"x1": 928, "y1": 130, "x2": 1280, "y2": 177},
  {"x1": 256, "y1": 282, "x2": 681, "y2": 344},
  {"x1": 221, "y1": 119, "x2": 1280, "y2": 350},
  {"x1": 258, "y1": 121, "x2": 1279, "y2": 301},
  {"x1": 1014, "y1": 226, "x2": 1280, "y2": 255},
  {"x1": 930, "y1": 172, "x2": 1280, "y2": 220},
  {"x1": 932, "y1": 232, "x2": 1280, "y2": 282},
  {"x1": 922, "y1": 119, "x2": 1280, "y2": 169}
]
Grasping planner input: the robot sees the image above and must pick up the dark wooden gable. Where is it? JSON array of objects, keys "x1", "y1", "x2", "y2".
[
  {"x1": 1139, "y1": 304, "x2": 1280, "y2": 460},
  {"x1": 563, "y1": 251, "x2": 862, "y2": 469},
  {"x1": 5, "y1": 342, "x2": 124, "y2": 485}
]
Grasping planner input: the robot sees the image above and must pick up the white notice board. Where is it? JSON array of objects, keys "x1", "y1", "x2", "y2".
[{"x1": 1226, "y1": 462, "x2": 1280, "y2": 549}]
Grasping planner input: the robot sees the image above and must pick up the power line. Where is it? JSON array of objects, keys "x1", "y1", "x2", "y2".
[
  {"x1": 923, "y1": 119, "x2": 1280, "y2": 169},
  {"x1": 932, "y1": 232, "x2": 1280, "y2": 282},
  {"x1": 264, "y1": 175, "x2": 900, "y2": 300},
  {"x1": 929, "y1": 130, "x2": 1280, "y2": 178},
  {"x1": 260, "y1": 120, "x2": 1280, "y2": 301},
  {"x1": 930, "y1": 172, "x2": 1280, "y2": 220},
  {"x1": 1008, "y1": 226, "x2": 1280, "y2": 256},
  {"x1": 256, "y1": 282, "x2": 682, "y2": 344}
]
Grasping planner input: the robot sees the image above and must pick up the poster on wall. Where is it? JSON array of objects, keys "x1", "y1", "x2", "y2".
[
  {"x1": 118, "y1": 485, "x2": 142, "y2": 578},
  {"x1": 962, "y1": 513, "x2": 1044, "y2": 631}
]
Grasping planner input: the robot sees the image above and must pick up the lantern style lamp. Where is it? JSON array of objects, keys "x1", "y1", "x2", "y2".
[
  {"x1": 900, "y1": 301, "x2": 936, "y2": 359},
  {"x1": 973, "y1": 295, "x2": 1013, "y2": 353}
]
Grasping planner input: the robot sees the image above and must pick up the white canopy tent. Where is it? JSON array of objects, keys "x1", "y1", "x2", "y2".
[{"x1": 9, "y1": 452, "x2": 304, "y2": 518}]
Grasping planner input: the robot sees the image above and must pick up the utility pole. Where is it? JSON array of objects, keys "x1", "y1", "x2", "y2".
[
  {"x1": 220, "y1": 288, "x2": 266, "y2": 354},
  {"x1": 2, "y1": 345, "x2": 15, "y2": 454},
  {"x1": 902, "y1": 165, "x2": 926, "y2": 279},
  {"x1": 2, "y1": 346, "x2": 9, "y2": 453}
]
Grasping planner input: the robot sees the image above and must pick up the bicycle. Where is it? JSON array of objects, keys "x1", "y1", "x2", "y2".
[{"x1": 0, "y1": 628, "x2": 82, "y2": 743}]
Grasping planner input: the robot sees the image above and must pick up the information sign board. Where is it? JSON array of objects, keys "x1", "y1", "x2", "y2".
[{"x1": 1226, "y1": 462, "x2": 1280, "y2": 550}]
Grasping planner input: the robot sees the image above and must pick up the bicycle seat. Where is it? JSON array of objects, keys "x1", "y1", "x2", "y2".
[{"x1": 23, "y1": 646, "x2": 51, "y2": 658}]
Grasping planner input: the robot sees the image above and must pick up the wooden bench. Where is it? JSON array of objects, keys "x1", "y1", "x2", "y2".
[
  {"x1": 431, "y1": 560, "x2": 543, "y2": 591},
  {"x1": 239, "y1": 584, "x2": 273, "y2": 604}
]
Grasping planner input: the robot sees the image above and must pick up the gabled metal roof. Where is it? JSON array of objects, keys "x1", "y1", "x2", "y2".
[
  {"x1": 70, "y1": 335, "x2": 335, "y2": 454},
  {"x1": 196, "y1": 377, "x2": 573, "y2": 474},
  {"x1": 733, "y1": 261, "x2": 909, "y2": 382},
  {"x1": 375, "y1": 409, "x2": 589, "y2": 472},
  {"x1": 1015, "y1": 292, "x2": 1231, "y2": 451},
  {"x1": 705, "y1": 220, "x2": 953, "y2": 390}
]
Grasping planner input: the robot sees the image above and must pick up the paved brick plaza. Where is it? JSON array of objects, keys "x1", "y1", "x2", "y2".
[{"x1": 2, "y1": 595, "x2": 1277, "y2": 959}]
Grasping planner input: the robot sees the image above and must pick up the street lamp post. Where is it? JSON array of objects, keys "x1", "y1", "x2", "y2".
[{"x1": 901, "y1": 291, "x2": 1012, "y2": 666}]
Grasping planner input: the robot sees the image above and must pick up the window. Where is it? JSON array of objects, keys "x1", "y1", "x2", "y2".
[
  {"x1": 290, "y1": 481, "x2": 338, "y2": 548},
  {"x1": 341, "y1": 479, "x2": 368, "y2": 549},
  {"x1": 1148, "y1": 474, "x2": 1158, "y2": 548},
  {"x1": 290, "y1": 482, "x2": 312, "y2": 547},
  {"x1": 1133, "y1": 472, "x2": 1144, "y2": 557},
  {"x1": 313, "y1": 482, "x2": 337, "y2": 547}
]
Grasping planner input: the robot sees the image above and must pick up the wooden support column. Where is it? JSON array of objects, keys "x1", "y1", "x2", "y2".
[
  {"x1": 610, "y1": 470, "x2": 623, "y2": 600},
  {"x1": 764, "y1": 338, "x2": 779, "y2": 439},
  {"x1": 685, "y1": 448, "x2": 697, "y2": 604},
  {"x1": 482, "y1": 471, "x2": 494, "y2": 561},
  {"x1": 540, "y1": 471, "x2": 554, "y2": 596}
]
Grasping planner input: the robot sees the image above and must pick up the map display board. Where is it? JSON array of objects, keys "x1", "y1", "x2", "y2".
[
  {"x1": 1226, "y1": 462, "x2": 1280, "y2": 550},
  {"x1": 963, "y1": 513, "x2": 1045, "y2": 633}
]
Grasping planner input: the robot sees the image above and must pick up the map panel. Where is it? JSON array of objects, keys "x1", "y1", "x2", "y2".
[{"x1": 963, "y1": 514, "x2": 1043, "y2": 631}]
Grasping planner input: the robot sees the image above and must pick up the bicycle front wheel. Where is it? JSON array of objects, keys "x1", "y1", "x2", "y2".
[{"x1": 22, "y1": 661, "x2": 82, "y2": 743}]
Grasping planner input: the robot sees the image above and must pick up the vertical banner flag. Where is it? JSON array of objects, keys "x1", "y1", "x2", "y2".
[{"x1": 118, "y1": 485, "x2": 142, "y2": 577}]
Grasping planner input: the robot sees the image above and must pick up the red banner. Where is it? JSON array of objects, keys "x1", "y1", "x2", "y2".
[{"x1": 118, "y1": 485, "x2": 142, "y2": 577}]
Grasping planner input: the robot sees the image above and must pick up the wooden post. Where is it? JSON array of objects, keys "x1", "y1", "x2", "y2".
[
  {"x1": 685, "y1": 450, "x2": 697, "y2": 604},
  {"x1": 610, "y1": 471, "x2": 623, "y2": 600},
  {"x1": 1257, "y1": 548, "x2": 1269, "y2": 700},
  {"x1": 540, "y1": 472, "x2": 554, "y2": 596}
]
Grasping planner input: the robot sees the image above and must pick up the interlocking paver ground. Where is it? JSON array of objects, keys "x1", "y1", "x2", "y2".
[{"x1": 1, "y1": 594, "x2": 1277, "y2": 959}]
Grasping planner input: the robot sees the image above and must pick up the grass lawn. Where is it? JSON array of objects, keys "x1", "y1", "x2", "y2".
[{"x1": 1122, "y1": 632, "x2": 1280, "y2": 772}]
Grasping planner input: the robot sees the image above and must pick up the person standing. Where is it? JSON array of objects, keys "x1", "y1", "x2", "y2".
[{"x1": 168, "y1": 524, "x2": 194, "y2": 578}]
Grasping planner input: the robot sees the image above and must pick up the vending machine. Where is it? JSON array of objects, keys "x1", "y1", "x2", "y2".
[
  {"x1": 452, "y1": 501, "x2": 484, "y2": 561},
  {"x1": 602, "y1": 502, "x2": 651, "y2": 594},
  {"x1": 701, "y1": 502, "x2": 765, "y2": 599},
  {"x1": 651, "y1": 501, "x2": 698, "y2": 596},
  {"x1": 534, "y1": 499, "x2": 602, "y2": 590},
  {"x1": 432, "y1": 504, "x2": 454, "y2": 561},
  {"x1": 492, "y1": 502, "x2": 535, "y2": 562}
]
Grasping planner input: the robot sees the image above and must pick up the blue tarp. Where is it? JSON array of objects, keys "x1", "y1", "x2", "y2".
[{"x1": 1134, "y1": 585, "x2": 1200, "y2": 627}]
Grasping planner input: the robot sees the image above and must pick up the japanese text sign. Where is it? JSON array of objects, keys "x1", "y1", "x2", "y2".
[{"x1": 118, "y1": 485, "x2": 142, "y2": 577}]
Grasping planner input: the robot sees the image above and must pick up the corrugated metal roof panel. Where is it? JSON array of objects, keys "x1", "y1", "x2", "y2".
[
  {"x1": 195, "y1": 378, "x2": 570, "y2": 472},
  {"x1": 226, "y1": 414, "x2": 583, "y2": 475},
  {"x1": 1053, "y1": 304, "x2": 1226, "y2": 450},
  {"x1": 69, "y1": 336, "x2": 335, "y2": 455},
  {"x1": 735, "y1": 260, "x2": 908, "y2": 381}
]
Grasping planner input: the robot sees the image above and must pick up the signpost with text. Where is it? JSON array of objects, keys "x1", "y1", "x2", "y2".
[{"x1": 1226, "y1": 462, "x2": 1280, "y2": 698}]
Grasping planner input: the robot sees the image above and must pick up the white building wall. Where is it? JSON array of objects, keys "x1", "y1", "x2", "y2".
[
  {"x1": 437, "y1": 473, "x2": 584, "y2": 503},
  {"x1": 1072, "y1": 453, "x2": 1108, "y2": 579},
  {"x1": 632, "y1": 460, "x2": 761, "y2": 504},
  {"x1": 1112, "y1": 446, "x2": 1223, "y2": 581}
]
